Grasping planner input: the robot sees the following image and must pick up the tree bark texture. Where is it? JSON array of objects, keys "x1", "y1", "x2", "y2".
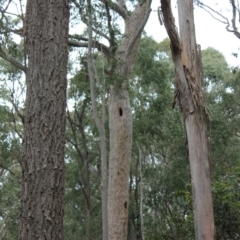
[
  {"x1": 161, "y1": 0, "x2": 216, "y2": 239},
  {"x1": 19, "y1": 0, "x2": 69, "y2": 239},
  {"x1": 108, "y1": 87, "x2": 132, "y2": 240},
  {"x1": 107, "y1": 1, "x2": 151, "y2": 239}
]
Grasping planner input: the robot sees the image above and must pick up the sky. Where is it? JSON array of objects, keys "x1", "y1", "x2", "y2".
[
  {"x1": 4, "y1": 0, "x2": 240, "y2": 67},
  {"x1": 145, "y1": 1, "x2": 240, "y2": 67}
]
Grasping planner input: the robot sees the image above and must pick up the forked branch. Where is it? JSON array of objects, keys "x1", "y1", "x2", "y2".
[{"x1": 196, "y1": 0, "x2": 240, "y2": 39}]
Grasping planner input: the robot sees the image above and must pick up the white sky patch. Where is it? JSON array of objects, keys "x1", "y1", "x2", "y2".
[{"x1": 145, "y1": 0, "x2": 240, "y2": 67}]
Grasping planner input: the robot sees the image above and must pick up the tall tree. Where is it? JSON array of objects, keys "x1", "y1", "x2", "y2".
[
  {"x1": 105, "y1": 2, "x2": 151, "y2": 239},
  {"x1": 69, "y1": 1, "x2": 151, "y2": 237},
  {"x1": 18, "y1": 0, "x2": 69, "y2": 239},
  {"x1": 75, "y1": 0, "x2": 152, "y2": 238},
  {"x1": 161, "y1": 0, "x2": 216, "y2": 239}
]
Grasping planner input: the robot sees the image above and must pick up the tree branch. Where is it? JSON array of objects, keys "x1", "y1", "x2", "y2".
[
  {"x1": 0, "y1": 47, "x2": 27, "y2": 73},
  {"x1": 87, "y1": 0, "x2": 103, "y2": 133},
  {"x1": 0, "y1": 164, "x2": 16, "y2": 176},
  {"x1": 68, "y1": 39, "x2": 110, "y2": 56},
  {"x1": 196, "y1": 0, "x2": 240, "y2": 39},
  {"x1": 9, "y1": 97, "x2": 25, "y2": 124},
  {"x1": 101, "y1": 0, "x2": 128, "y2": 20},
  {"x1": 66, "y1": 110, "x2": 84, "y2": 162},
  {"x1": 230, "y1": 0, "x2": 240, "y2": 38},
  {"x1": 125, "y1": 7, "x2": 152, "y2": 59},
  {"x1": 103, "y1": 0, "x2": 117, "y2": 52}
]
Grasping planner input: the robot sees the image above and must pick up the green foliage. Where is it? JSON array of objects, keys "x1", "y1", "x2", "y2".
[
  {"x1": 202, "y1": 47, "x2": 229, "y2": 83},
  {"x1": 0, "y1": 14, "x2": 239, "y2": 238},
  {"x1": 204, "y1": 52, "x2": 240, "y2": 239},
  {"x1": 0, "y1": 105, "x2": 21, "y2": 240}
]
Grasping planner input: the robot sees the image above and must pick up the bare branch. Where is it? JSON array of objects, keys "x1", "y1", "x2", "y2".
[
  {"x1": 68, "y1": 39, "x2": 110, "y2": 56},
  {"x1": 230, "y1": 0, "x2": 240, "y2": 38},
  {"x1": 0, "y1": 27, "x2": 24, "y2": 36},
  {"x1": 0, "y1": 164, "x2": 16, "y2": 176},
  {"x1": 66, "y1": 110, "x2": 84, "y2": 162},
  {"x1": 2, "y1": 0, "x2": 13, "y2": 13},
  {"x1": 87, "y1": 0, "x2": 103, "y2": 132},
  {"x1": 3, "y1": 11, "x2": 23, "y2": 20},
  {"x1": 9, "y1": 97, "x2": 24, "y2": 124},
  {"x1": 125, "y1": 7, "x2": 152, "y2": 59},
  {"x1": 103, "y1": 0, "x2": 117, "y2": 52},
  {"x1": 200, "y1": 4, "x2": 228, "y2": 24},
  {"x1": 196, "y1": 0, "x2": 240, "y2": 39},
  {"x1": 0, "y1": 47, "x2": 27, "y2": 73},
  {"x1": 100, "y1": 0, "x2": 128, "y2": 19},
  {"x1": 11, "y1": 109, "x2": 23, "y2": 139},
  {"x1": 92, "y1": 26, "x2": 111, "y2": 41}
]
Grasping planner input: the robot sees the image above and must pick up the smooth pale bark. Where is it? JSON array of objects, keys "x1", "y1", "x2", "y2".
[
  {"x1": 137, "y1": 143, "x2": 145, "y2": 240},
  {"x1": 161, "y1": 0, "x2": 215, "y2": 239},
  {"x1": 107, "y1": 2, "x2": 151, "y2": 239},
  {"x1": 87, "y1": 0, "x2": 108, "y2": 238},
  {"x1": 108, "y1": 87, "x2": 132, "y2": 240},
  {"x1": 19, "y1": 0, "x2": 69, "y2": 239}
]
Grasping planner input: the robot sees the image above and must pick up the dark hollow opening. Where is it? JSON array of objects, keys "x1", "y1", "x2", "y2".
[{"x1": 119, "y1": 107, "x2": 123, "y2": 116}]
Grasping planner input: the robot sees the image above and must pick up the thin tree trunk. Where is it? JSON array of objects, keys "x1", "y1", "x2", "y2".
[
  {"x1": 99, "y1": 133, "x2": 108, "y2": 240},
  {"x1": 84, "y1": 159, "x2": 91, "y2": 240},
  {"x1": 161, "y1": 0, "x2": 216, "y2": 239},
  {"x1": 19, "y1": 0, "x2": 69, "y2": 239},
  {"x1": 87, "y1": 0, "x2": 108, "y2": 239},
  {"x1": 86, "y1": 207, "x2": 91, "y2": 240},
  {"x1": 137, "y1": 144, "x2": 145, "y2": 240}
]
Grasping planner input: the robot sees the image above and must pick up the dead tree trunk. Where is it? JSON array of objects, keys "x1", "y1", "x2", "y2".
[
  {"x1": 19, "y1": 0, "x2": 69, "y2": 239},
  {"x1": 161, "y1": 0, "x2": 216, "y2": 239}
]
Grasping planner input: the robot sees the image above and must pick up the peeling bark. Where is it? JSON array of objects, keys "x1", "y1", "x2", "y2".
[{"x1": 161, "y1": 0, "x2": 215, "y2": 239}]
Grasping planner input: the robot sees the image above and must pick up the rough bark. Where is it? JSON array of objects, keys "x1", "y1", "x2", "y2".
[
  {"x1": 161, "y1": 0, "x2": 216, "y2": 239},
  {"x1": 19, "y1": 0, "x2": 69, "y2": 239},
  {"x1": 107, "y1": 1, "x2": 151, "y2": 239}
]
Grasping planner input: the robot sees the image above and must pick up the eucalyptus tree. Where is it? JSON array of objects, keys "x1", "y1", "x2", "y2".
[
  {"x1": 18, "y1": 0, "x2": 70, "y2": 238},
  {"x1": 77, "y1": 0, "x2": 152, "y2": 238},
  {"x1": 160, "y1": 0, "x2": 215, "y2": 239},
  {"x1": 103, "y1": 2, "x2": 152, "y2": 238}
]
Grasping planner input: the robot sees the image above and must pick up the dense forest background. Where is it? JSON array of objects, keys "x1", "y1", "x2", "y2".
[{"x1": 0, "y1": 0, "x2": 240, "y2": 239}]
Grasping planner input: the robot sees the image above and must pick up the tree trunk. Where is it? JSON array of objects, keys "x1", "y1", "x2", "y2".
[
  {"x1": 161, "y1": 0, "x2": 216, "y2": 239},
  {"x1": 19, "y1": 0, "x2": 69, "y2": 239},
  {"x1": 137, "y1": 144, "x2": 145, "y2": 240},
  {"x1": 108, "y1": 87, "x2": 132, "y2": 240},
  {"x1": 86, "y1": 0, "x2": 108, "y2": 238},
  {"x1": 107, "y1": 2, "x2": 151, "y2": 239}
]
